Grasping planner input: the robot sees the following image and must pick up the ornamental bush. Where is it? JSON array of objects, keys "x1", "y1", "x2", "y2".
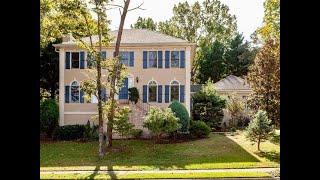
[
  {"x1": 52, "y1": 125, "x2": 86, "y2": 140},
  {"x1": 189, "y1": 120, "x2": 211, "y2": 138},
  {"x1": 192, "y1": 80, "x2": 226, "y2": 129},
  {"x1": 169, "y1": 101, "x2": 190, "y2": 133},
  {"x1": 40, "y1": 99, "x2": 59, "y2": 137},
  {"x1": 143, "y1": 107, "x2": 180, "y2": 142},
  {"x1": 128, "y1": 87, "x2": 139, "y2": 104}
]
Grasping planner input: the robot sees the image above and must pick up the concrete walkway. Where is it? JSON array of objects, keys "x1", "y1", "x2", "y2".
[{"x1": 41, "y1": 167, "x2": 279, "y2": 176}]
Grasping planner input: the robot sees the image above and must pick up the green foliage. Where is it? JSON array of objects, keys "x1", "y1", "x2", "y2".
[
  {"x1": 130, "y1": 16, "x2": 157, "y2": 31},
  {"x1": 113, "y1": 106, "x2": 134, "y2": 138},
  {"x1": 52, "y1": 125, "x2": 86, "y2": 141},
  {"x1": 246, "y1": 110, "x2": 274, "y2": 151},
  {"x1": 168, "y1": 101, "x2": 190, "y2": 133},
  {"x1": 83, "y1": 120, "x2": 99, "y2": 141},
  {"x1": 128, "y1": 87, "x2": 139, "y2": 104},
  {"x1": 143, "y1": 107, "x2": 181, "y2": 141},
  {"x1": 40, "y1": 99, "x2": 59, "y2": 137},
  {"x1": 247, "y1": 40, "x2": 280, "y2": 126},
  {"x1": 226, "y1": 94, "x2": 246, "y2": 128},
  {"x1": 197, "y1": 41, "x2": 227, "y2": 83},
  {"x1": 192, "y1": 80, "x2": 226, "y2": 129},
  {"x1": 189, "y1": 120, "x2": 211, "y2": 138},
  {"x1": 197, "y1": 33, "x2": 256, "y2": 83},
  {"x1": 131, "y1": 129, "x2": 143, "y2": 139}
]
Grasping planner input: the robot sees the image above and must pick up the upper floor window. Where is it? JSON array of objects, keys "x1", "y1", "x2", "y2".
[
  {"x1": 119, "y1": 51, "x2": 130, "y2": 66},
  {"x1": 71, "y1": 52, "x2": 80, "y2": 68},
  {"x1": 148, "y1": 51, "x2": 157, "y2": 68},
  {"x1": 171, "y1": 51, "x2": 180, "y2": 68},
  {"x1": 170, "y1": 80, "x2": 179, "y2": 101},
  {"x1": 148, "y1": 80, "x2": 157, "y2": 102},
  {"x1": 71, "y1": 81, "x2": 80, "y2": 103}
]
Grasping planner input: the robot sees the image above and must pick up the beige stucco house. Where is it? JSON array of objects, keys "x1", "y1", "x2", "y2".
[{"x1": 53, "y1": 29, "x2": 196, "y2": 132}]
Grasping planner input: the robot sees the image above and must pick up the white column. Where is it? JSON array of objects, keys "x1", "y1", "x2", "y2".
[
  {"x1": 185, "y1": 46, "x2": 191, "y2": 115},
  {"x1": 59, "y1": 49, "x2": 65, "y2": 126}
]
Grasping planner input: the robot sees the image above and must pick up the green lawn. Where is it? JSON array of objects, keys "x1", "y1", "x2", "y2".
[
  {"x1": 41, "y1": 132, "x2": 279, "y2": 171},
  {"x1": 41, "y1": 171, "x2": 271, "y2": 179}
]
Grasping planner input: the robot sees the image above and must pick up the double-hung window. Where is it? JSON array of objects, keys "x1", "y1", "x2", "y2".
[
  {"x1": 148, "y1": 51, "x2": 157, "y2": 68},
  {"x1": 119, "y1": 51, "x2": 130, "y2": 66},
  {"x1": 170, "y1": 51, "x2": 180, "y2": 68},
  {"x1": 170, "y1": 81, "x2": 179, "y2": 101},
  {"x1": 71, "y1": 52, "x2": 80, "y2": 69},
  {"x1": 148, "y1": 81, "x2": 157, "y2": 102},
  {"x1": 70, "y1": 81, "x2": 80, "y2": 103}
]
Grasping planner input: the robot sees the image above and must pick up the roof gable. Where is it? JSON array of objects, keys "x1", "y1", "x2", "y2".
[{"x1": 214, "y1": 75, "x2": 251, "y2": 90}]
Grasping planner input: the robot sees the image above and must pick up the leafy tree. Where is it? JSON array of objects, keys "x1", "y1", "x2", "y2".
[
  {"x1": 130, "y1": 16, "x2": 157, "y2": 31},
  {"x1": 197, "y1": 40, "x2": 227, "y2": 83},
  {"x1": 246, "y1": 110, "x2": 274, "y2": 151},
  {"x1": 168, "y1": 101, "x2": 190, "y2": 133},
  {"x1": 192, "y1": 80, "x2": 226, "y2": 129},
  {"x1": 143, "y1": 107, "x2": 180, "y2": 143},
  {"x1": 226, "y1": 94, "x2": 245, "y2": 128},
  {"x1": 40, "y1": 99, "x2": 59, "y2": 137},
  {"x1": 247, "y1": 40, "x2": 280, "y2": 126},
  {"x1": 251, "y1": 0, "x2": 280, "y2": 44},
  {"x1": 225, "y1": 33, "x2": 257, "y2": 77},
  {"x1": 113, "y1": 106, "x2": 134, "y2": 139}
]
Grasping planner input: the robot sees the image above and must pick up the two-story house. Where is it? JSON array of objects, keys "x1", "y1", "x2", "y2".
[{"x1": 53, "y1": 29, "x2": 196, "y2": 133}]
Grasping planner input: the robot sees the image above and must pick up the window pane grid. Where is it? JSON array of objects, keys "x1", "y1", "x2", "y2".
[
  {"x1": 171, "y1": 51, "x2": 179, "y2": 68},
  {"x1": 148, "y1": 51, "x2": 157, "y2": 68}
]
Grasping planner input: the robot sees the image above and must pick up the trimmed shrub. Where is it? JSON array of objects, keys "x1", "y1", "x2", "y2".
[
  {"x1": 40, "y1": 99, "x2": 59, "y2": 137},
  {"x1": 169, "y1": 101, "x2": 190, "y2": 133},
  {"x1": 189, "y1": 120, "x2": 211, "y2": 138},
  {"x1": 128, "y1": 87, "x2": 139, "y2": 104},
  {"x1": 52, "y1": 125, "x2": 86, "y2": 140},
  {"x1": 83, "y1": 121, "x2": 99, "y2": 141},
  {"x1": 143, "y1": 107, "x2": 180, "y2": 142},
  {"x1": 131, "y1": 129, "x2": 143, "y2": 139}
]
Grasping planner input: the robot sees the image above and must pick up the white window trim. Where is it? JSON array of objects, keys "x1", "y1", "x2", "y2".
[
  {"x1": 69, "y1": 51, "x2": 81, "y2": 69},
  {"x1": 170, "y1": 51, "x2": 180, "y2": 68},
  {"x1": 147, "y1": 51, "x2": 158, "y2": 68},
  {"x1": 169, "y1": 80, "x2": 180, "y2": 102},
  {"x1": 147, "y1": 80, "x2": 158, "y2": 103},
  {"x1": 70, "y1": 80, "x2": 80, "y2": 103}
]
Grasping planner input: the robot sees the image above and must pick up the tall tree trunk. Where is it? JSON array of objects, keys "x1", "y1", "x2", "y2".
[
  {"x1": 50, "y1": 85, "x2": 56, "y2": 99},
  {"x1": 96, "y1": 2, "x2": 105, "y2": 158},
  {"x1": 107, "y1": 0, "x2": 131, "y2": 148},
  {"x1": 257, "y1": 138, "x2": 261, "y2": 151}
]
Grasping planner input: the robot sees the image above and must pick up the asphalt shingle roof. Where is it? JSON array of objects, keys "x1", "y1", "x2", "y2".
[
  {"x1": 214, "y1": 75, "x2": 251, "y2": 90},
  {"x1": 79, "y1": 29, "x2": 189, "y2": 44}
]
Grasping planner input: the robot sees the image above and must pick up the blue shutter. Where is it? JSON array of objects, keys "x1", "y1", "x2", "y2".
[
  {"x1": 165, "y1": 85, "x2": 170, "y2": 103},
  {"x1": 143, "y1": 51, "x2": 147, "y2": 69},
  {"x1": 101, "y1": 87, "x2": 106, "y2": 102},
  {"x1": 158, "y1": 85, "x2": 162, "y2": 103},
  {"x1": 143, "y1": 85, "x2": 147, "y2": 103},
  {"x1": 80, "y1": 90, "x2": 84, "y2": 103},
  {"x1": 80, "y1": 51, "x2": 85, "y2": 69},
  {"x1": 180, "y1": 85, "x2": 185, "y2": 103},
  {"x1": 65, "y1": 86, "x2": 70, "y2": 103},
  {"x1": 158, "y1": 51, "x2": 163, "y2": 68},
  {"x1": 129, "y1": 52, "x2": 134, "y2": 67},
  {"x1": 165, "y1": 51, "x2": 170, "y2": 68},
  {"x1": 101, "y1": 51, "x2": 106, "y2": 60},
  {"x1": 65, "y1": 52, "x2": 70, "y2": 69},
  {"x1": 180, "y1": 50, "x2": 185, "y2": 68}
]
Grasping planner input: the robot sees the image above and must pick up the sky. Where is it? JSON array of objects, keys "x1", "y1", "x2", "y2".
[{"x1": 106, "y1": 0, "x2": 265, "y2": 42}]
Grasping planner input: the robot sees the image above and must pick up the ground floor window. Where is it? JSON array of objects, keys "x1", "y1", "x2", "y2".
[
  {"x1": 170, "y1": 81, "x2": 179, "y2": 101},
  {"x1": 148, "y1": 80, "x2": 157, "y2": 102}
]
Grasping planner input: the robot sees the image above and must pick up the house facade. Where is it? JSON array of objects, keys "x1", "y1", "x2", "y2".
[{"x1": 53, "y1": 29, "x2": 196, "y2": 130}]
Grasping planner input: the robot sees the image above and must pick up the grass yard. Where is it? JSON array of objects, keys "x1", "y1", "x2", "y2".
[{"x1": 41, "y1": 131, "x2": 279, "y2": 171}]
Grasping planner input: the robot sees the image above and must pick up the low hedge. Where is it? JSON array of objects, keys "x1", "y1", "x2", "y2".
[
  {"x1": 189, "y1": 120, "x2": 211, "y2": 138},
  {"x1": 52, "y1": 122, "x2": 98, "y2": 141}
]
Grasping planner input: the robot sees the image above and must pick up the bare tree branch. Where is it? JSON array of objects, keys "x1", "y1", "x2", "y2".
[
  {"x1": 107, "y1": 4, "x2": 124, "y2": 9},
  {"x1": 128, "y1": 2, "x2": 145, "y2": 12}
]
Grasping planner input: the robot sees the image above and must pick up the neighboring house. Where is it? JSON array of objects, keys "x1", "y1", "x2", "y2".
[
  {"x1": 53, "y1": 29, "x2": 196, "y2": 135},
  {"x1": 190, "y1": 75, "x2": 252, "y2": 127},
  {"x1": 214, "y1": 75, "x2": 252, "y2": 127}
]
